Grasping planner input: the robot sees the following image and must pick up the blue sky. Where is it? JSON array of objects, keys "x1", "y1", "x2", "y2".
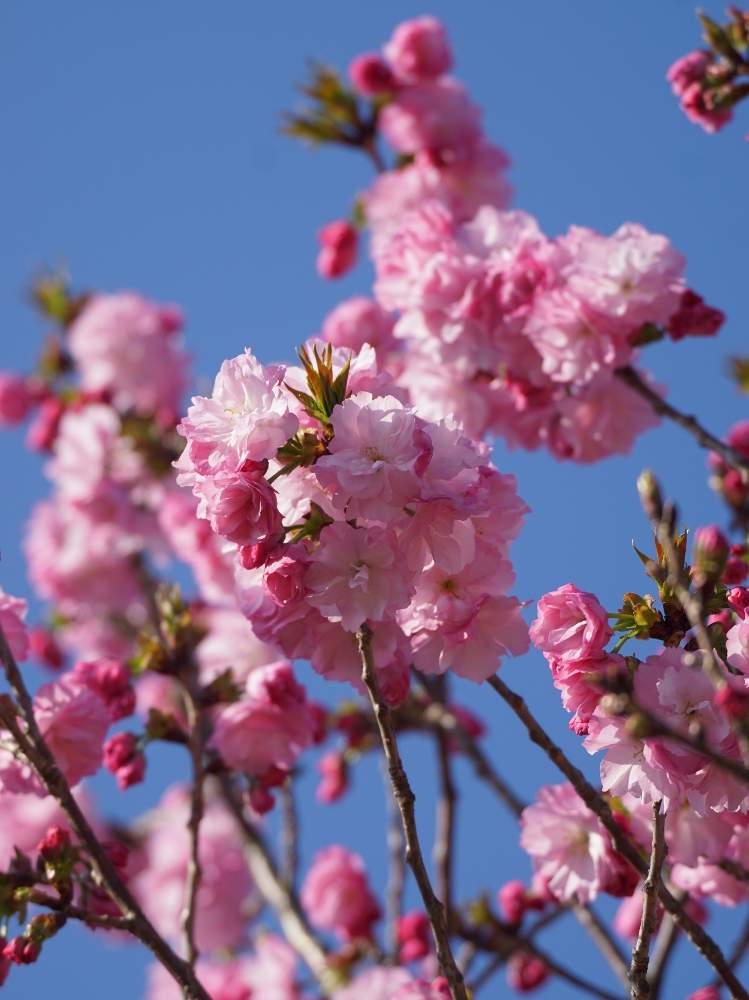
[{"x1": 2, "y1": 2, "x2": 749, "y2": 997}]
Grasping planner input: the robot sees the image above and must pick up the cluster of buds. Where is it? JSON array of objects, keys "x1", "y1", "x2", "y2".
[{"x1": 668, "y1": 7, "x2": 749, "y2": 135}]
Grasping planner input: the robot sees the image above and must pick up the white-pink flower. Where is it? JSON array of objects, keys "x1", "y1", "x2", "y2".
[
  {"x1": 177, "y1": 349, "x2": 298, "y2": 479},
  {"x1": 34, "y1": 679, "x2": 110, "y2": 787},
  {"x1": 305, "y1": 522, "x2": 411, "y2": 631},
  {"x1": 314, "y1": 392, "x2": 421, "y2": 520}
]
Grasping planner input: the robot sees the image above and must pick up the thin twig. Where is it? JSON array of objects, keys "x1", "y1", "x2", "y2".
[
  {"x1": 648, "y1": 891, "x2": 684, "y2": 999},
  {"x1": 570, "y1": 901, "x2": 631, "y2": 991},
  {"x1": 457, "y1": 917, "x2": 623, "y2": 1000},
  {"x1": 0, "y1": 625, "x2": 211, "y2": 1000},
  {"x1": 279, "y1": 780, "x2": 299, "y2": 892},
  {"x1": 421, "y1": 697, "x2": 526, "y2": 817},
  {"x1": 357, "y1": 625, "x2": 468, "y2": 1000},
  {"x1": 432, "y1": 676, "x2": 457, "y2": 921},
  {"x1": 180, "y1": 676, "x2": 206, "y2": 968},
  {"x1": 711, "y1": 914, "x2": 749, "y2": 987},
  {"x1": 487, "y1": 673, "x2": 749, "y2": 1000},
  {"x1": 630, "y1": 802, "x2": 666, "y2": 998},
  {"x1": 27, "y1": 891, "x2": 136, "y2": 931},
  {"x1": 217, "y1": 774, "x2": 332, "y2": 992},
  {"x1": 382, "y1": 757, "x2": 406, "y2": 959},
  {"x1": 617, "y1": 366, "x2": 749, "y2": 478}
]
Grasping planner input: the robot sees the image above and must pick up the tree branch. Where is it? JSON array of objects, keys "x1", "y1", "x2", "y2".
[
  {"x1": 432, "y1": 677, "x2": 457, "y2": 922},
  {"x1": 217, "y1": 774, "x2": 333, "y2": 992},
  {"x1": 180, "y1": 676, "x2": 206, "y2": 968},
  {"x1": 0, "y1": 625, "x2": 211, "y2": 1000},
  {"x1": 382, "y1": 758, "x2": 406, "y2": 959},
  {"x1": 487, "y1": 673, "x2": 748, "y2": 1000},
  {"x1": 629, "y1": 802, "x2": 666, "y2": 998},
  {"x1": 570, "y1": 901, "x2": 631, "y2": 991},
  {"x1": 357, "y1": 625, "x2": 468, "y2": 1000},
  {"x1": 617, "y1": 366, "x2": 749, "y2": 478},
  {"x1": 279, "y1": 780, "x2": 299, "y2": 893}
]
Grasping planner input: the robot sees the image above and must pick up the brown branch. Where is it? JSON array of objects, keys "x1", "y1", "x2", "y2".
[
  {"x1": 27, "y1": 891, "x2": 135, "y2": 932},
  {"x1": 432, "y1": 676, "x2": 457, "y2": 921},
  {"x1": 180, "y1": 676, "x2": 206, "y2": 967},
  {"x1": 648, "y1": 891, "x2": 685, "y2": 999},
  {"x1": 630, "y1": 802, "x2": 666, "y2": 998},
  {"x1": 0, "y1": 625, "x2": 211, "y2": 1000},
  {"x1": 487, "y1": 673, "x2": 749, "y2": 1000},
  {"x1": 382, "y1": 758, "x2": 406, "y2": 959},
  {"x1": 421, "y1": 696, "x2": 526, "y2": 817},
  {"x1": 570, "y1": 901, "x2": 631, "y2": 991},
  {"x1": 217, "y1": 774, "x2": 332, "y2": 992},
  {"x1": 457, "y1": 916, "x2": 623, "y2": 1000},
  {"x1": 617, "y1": 366, "x2": 749, "y2": 478},
  {"x1": 279, "y1": 780, "x2": 299, "y2": 892},
  {"x1": 357, "y1": 625, "x2": 468, "y2": 1000}
]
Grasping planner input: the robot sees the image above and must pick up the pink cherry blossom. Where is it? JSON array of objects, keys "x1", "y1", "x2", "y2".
[
  {"x1": 384, "y1": 17, "x2": 452, "y2": 82},
  {"x1": 317, "y1": 221, "x2": 358, "y2": 279},
  {"x1": 520, "y1": 782, "x2": 634, "y2": 903},
  {"x1": 305, "y1": 522, "x2": 411, "y2": 631},
  {"x1": 34, "y1": 679, "x2": 110, "y2": 788},
  {"x1": 321, "y1": 297, "x2": 397, "y2": 354},
  {"x1": 176, "y1": 349, "x2": 297, "y2": 480},
  {"x1": 68, "y1": 293, "x2": 187, "y2": 415},
  {"x1": 530, "y1": 584, "x2": 611, "y2": 663},
  {"x1": 314, "y1": 392, "x2": 421, "y2": 520},
  {"x1": 380, "y1": 80, "x2": 482, "y2": 158},
  {"x1": 210, "y1": 661, "x2": 316, "y2": 777},
  {"x1": 301, "y1": 846, "x2": 381, "y2": 941}
]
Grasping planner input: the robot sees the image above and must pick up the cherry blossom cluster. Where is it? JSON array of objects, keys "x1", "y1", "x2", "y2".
[
  {"x1": 176, "y1": 342, "x2": 529, "y2": 698},
  {"x1": 301, "y1": 17, "x2": 724, "y2": 463}
]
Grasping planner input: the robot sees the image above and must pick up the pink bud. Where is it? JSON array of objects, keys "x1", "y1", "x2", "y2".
[
  {"x1": 688, "y1": 989, "x2": 720, "y2": 1000},
  {"x1": 397, "y1": 910, "x2": 431, "y2": 962},
  {"x1": 3, "y1": 937, "x2": 40, "y2": 966},
  {"x1": 724, "y1": 556, "x2": 748, "y2": 585},
  {"x1": 103, "y1": 841, "x2": 129, "y2": 870},
  {"x1": 316, "y1": 752, "x2": 348, "y2": 804},
  {"x1": 728, "y1": 587, "x2": 749, "y2": 619},
  {"x1": 158, "y1": 305, "x2": 183, "y2": 335},
  {"x1": 309, "y1": 703, "x2": 327, "y2": 744},
  {"x1": 498, "y1": 880, "x2": 528, "y2": 924},
  {"x1": 28, "y1": 628, "x2": 64, "y2": 669},
  {"x1": 715, "y1": 685, "x2": 749, "y2": 720},
  {"x1": 722, "y1": 468, "x2": 748, "y2": 506},
  {"x1": 26, "y1": 397, "x2": 64, "y2": 451},
  {"x1": 37, "y1": 826, "x2": 71, "y2": 858},
  {"x1": 239, "y1": 538, "x2": 279, "y2": 570},
  {"x1": 248, "y1": 786, "x2": 275, "y2": 815},
  {"x1": 114, "y1": 754, "x2": 146, "y2": 790},
  {"x1": 349, "y1": 53, "x2": 397, "y2": 95},
  {"x1": 707, "y1": 610, "x2": 733, "y2": 633},
  {"x1": 259, "y1": 764, "x2": 289, "y2": 789},
  {"x1": 507, "y1": 953, "x2": 549, "y2": 992},
  {"x1": 103, "y1": 732, "x2": 146, "y2": 790},
  {"x1": 666, "y1": 289, "x2": 724, "y2": 340},
  {"x1": 694, "y1": 525, "x2": 729, "y2": 560},
  {"x1": 316, "y1": 221, "x2": 358, "y2": 279},
  {"x1": 0, "y1": 373, "x2": 34, "y2": 426}
]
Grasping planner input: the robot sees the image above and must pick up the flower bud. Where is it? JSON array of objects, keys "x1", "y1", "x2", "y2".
[
  {"x1": 36, "y1": 826, "x2": 71, "y2": 860},
  {"x1": 507, "y1": 952, "x2": 549, "y2": 992},
  {"x1": 0, "y1": 373, "x2": 34, "y2": 426},
  {"x1": 248, "y1": 786, "x2": 275, "y2": 815},
  {"x1": 693, "y1": 525, "x2": 729, "y2": 583},
  {"x1": 688, "y1": 988, "x2": 720, "y2": 1000},
  {"x1": 728, "y1": 587, "x2": 749, "y2": 619},
  {"x1": 397, "y1": 910, "x2": 431, "y2": 962},
  {"x1": 715, "y1": 685, "x2": 749, "y2": 720},
  {"x1": 316, "y1": 221, "x2": 358, "y2": 279},
  {"x1": 28, "y1": 627, "x2": 64, "y2": 669},
  {"x1": 349, "y1": 53, "x2": 396, "y2": 95},
  {"x1": 636, "y1": 470, "x2": 663, "y2": 523},
  {"x1": 316, "y1": 752, "x2": 348, "y2": 804},
  {"x1": 384, "y1": 17, "x2": 452, "y2": 82},
  {"x1": 3, "y1": 937, "x2": 40, "y2": 965},
  {"x1": 497, "y1": 880, "x2": 528, "y2": 924}
]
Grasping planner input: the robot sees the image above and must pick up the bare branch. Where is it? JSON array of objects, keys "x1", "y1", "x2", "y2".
[
  {"x1": 180, "y1": 676, "x2": 206, "y2": 968},
  {"x1": 357, "y1": 625, "x2": 468, "y2": 1000},
  {"x1": 570, "y1": 901, "x2": 631, "y2": 991},
  {"x1": 617, "y1": 366, "x2": 749, "y2": 478},
  {"x1": 217, "y1": 774, "x2": 333, "y2": 991},
  {"x1": 432, "y1": 676, "x2": 457, "y2": 921},
  {"x1": 382, "y1": 758, "x2": 406, "y2": 959},
  {"x1": 630, "y1": 802, "x2": 667, "y2": 998}
]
